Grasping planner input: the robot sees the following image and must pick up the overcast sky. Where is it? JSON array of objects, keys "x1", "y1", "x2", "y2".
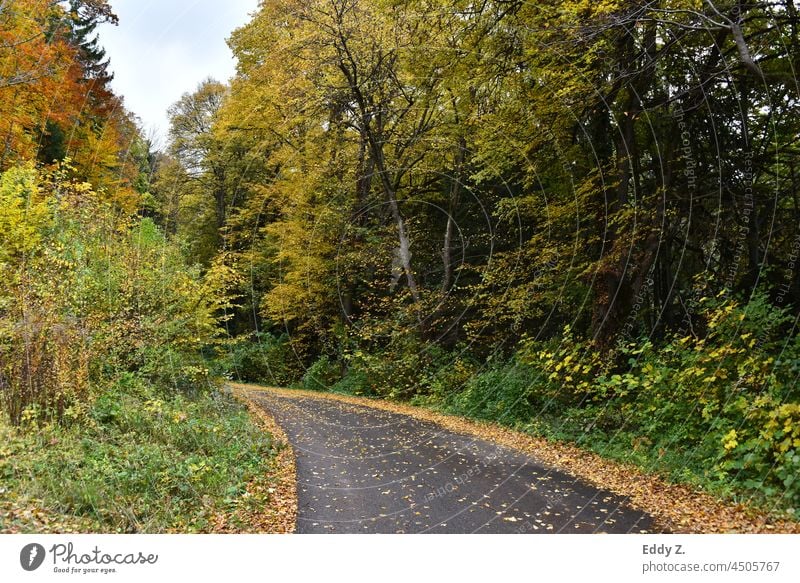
[{"x1": 98, "y1": 0, "x2": 259, "y2": 148}]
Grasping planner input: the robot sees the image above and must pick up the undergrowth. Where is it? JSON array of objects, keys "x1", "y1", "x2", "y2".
[{"x1": 0, "y1": 375, "x2": 277, "y2": 533}]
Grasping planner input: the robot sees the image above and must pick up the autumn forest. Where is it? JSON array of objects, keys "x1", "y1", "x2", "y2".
[{"x1": 2, "y1": 0, "x2": 800, "y2": 533}]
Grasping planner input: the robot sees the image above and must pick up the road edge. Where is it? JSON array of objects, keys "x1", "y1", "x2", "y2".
[{"x1": 227, "y1": 385, "x2": 298, "y2": 534}]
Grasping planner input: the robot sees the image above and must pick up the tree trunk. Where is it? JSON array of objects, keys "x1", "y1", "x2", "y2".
[
  {"x1": 442, "y1": 137, "x2": 465, "y2": 293},
  {"x1": 362, "y1": 123, "x2": 421, "y2": 304}
]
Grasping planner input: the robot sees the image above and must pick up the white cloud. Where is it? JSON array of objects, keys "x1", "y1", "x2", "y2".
[{"x1": 98, "y1": 0, "x2": 258, "y2": 146}]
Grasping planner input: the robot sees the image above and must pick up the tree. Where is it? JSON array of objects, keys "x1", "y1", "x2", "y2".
[{"x1": 184, "y1": 0, "x2": 800, "y2": 365}]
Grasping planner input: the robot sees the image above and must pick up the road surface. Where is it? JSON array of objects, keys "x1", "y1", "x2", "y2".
[{"x1": 248, "y1": 389, "x2": 656, "y2": 534}]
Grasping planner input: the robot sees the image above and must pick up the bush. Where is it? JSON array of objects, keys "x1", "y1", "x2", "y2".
[
  {"x1": 0, "y1": 165, "x2": 222, "y2": 424},
  {"x1": 220, "y1": 332, "x2": 300, "y2": 386},
  {"x1": 0, "y1": 165, "x2": 89, "y2": 424},
  {"x1": 446, "y1": 361, "x2": 537, "y2": 424},
  {"x1": 411, "y1": 354, "x2": 478, "y2": 407},
  {"x1": 331, "y1": 367, "x2": 372, "y2": 396},
  {"x1": 302, "y1": 355, "x2": 341, "y2": 391},
  {"x1": 338, "y1": 337, "x2": 458, "y2": 400},
  {"x1": 508, "y1": 291, "x2": 800, "y2": 509}
]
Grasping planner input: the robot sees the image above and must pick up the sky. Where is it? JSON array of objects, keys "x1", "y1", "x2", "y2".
[{"x1": 98, "y1": 0, "x2": 259, "y2": 148}]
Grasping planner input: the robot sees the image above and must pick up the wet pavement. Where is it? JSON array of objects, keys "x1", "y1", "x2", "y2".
[{"x1": 249, "y1": 390, "x2": 656, "y2": 534}]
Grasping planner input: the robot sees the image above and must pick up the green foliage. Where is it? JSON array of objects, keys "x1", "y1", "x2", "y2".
[
  {"x1": 302, "y1": 355, "x2": 341, "y2": 392},
  {"x1": 412, "y1": 354, "x2": 479, "y2": 407},
  {"x1": 446, "y1": 362, "x2": 538, "y2": 424},
  {"x1": 221, "y1": 332, "x2": 300, "y2": 386},
  {"x1": 0, "y1": 376, "x2": 276, "y2": 532},
  {"x1": 335, "y1": 338, "x2": 463, "y2": 400},
  {"x1": 0, "y1": 164, "x2": 222, "y2": 424},
  {"x1": 330, "y1": 367, "x2": 372, "y2": 396},
  {"x1": 433, "y1": 292, "x2": 800, "y2": 512}
]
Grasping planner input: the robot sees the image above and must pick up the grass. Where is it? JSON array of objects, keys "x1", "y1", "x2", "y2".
[{"x1": 0, "y1": 376, "x2": 279, "y2": 533}]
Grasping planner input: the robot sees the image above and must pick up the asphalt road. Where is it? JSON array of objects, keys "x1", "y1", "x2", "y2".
[{"x1": 249, "y1": 390, "x2": 656, "y2": 534}]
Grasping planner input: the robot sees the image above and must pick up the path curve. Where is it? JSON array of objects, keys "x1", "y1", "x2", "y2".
[{"x1": 247, "y1": 388, "x2": 656, "y2": 534}]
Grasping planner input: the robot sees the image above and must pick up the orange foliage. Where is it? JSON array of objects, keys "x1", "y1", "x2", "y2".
[
  {"x1": 0, "y1": 0, "x2": 73, "y2": 162},
  {"x1": 0, "y1": 0, "x2": 142, "y2": 211}
]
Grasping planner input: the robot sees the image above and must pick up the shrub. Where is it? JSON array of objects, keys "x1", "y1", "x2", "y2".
[
  {"x1": 339, "y1": 337, "x2": 457, "y2": 400},
  {"x1": 447, "y1": 361, "x2": 537, "y2": 424},
  {"x1": 331, "y1": 367, "x2": 372, "y2": 396},
  {"x1": 509, "y1": 291, "x2": 800, "y2": 509},
  {"x1": 413, "y1": 354, "x2": 479, "y2": 407},
  {"x1": 0, "y1": 165, "x2": 222, "y2": 424},
  {"x1": 220, "y1": 332, "x2": 300, "y2": 386},
  {"x1": 0, "y1": 165, "x2": 90, "y2": 424},
  {"x1": 302, "y1": 355, "x2": 341, "y2": 391}
]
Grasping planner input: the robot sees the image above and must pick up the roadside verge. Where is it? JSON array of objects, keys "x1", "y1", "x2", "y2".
[{"x1": 227, "y1": 385, "x2": 298, "y2": 533}]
